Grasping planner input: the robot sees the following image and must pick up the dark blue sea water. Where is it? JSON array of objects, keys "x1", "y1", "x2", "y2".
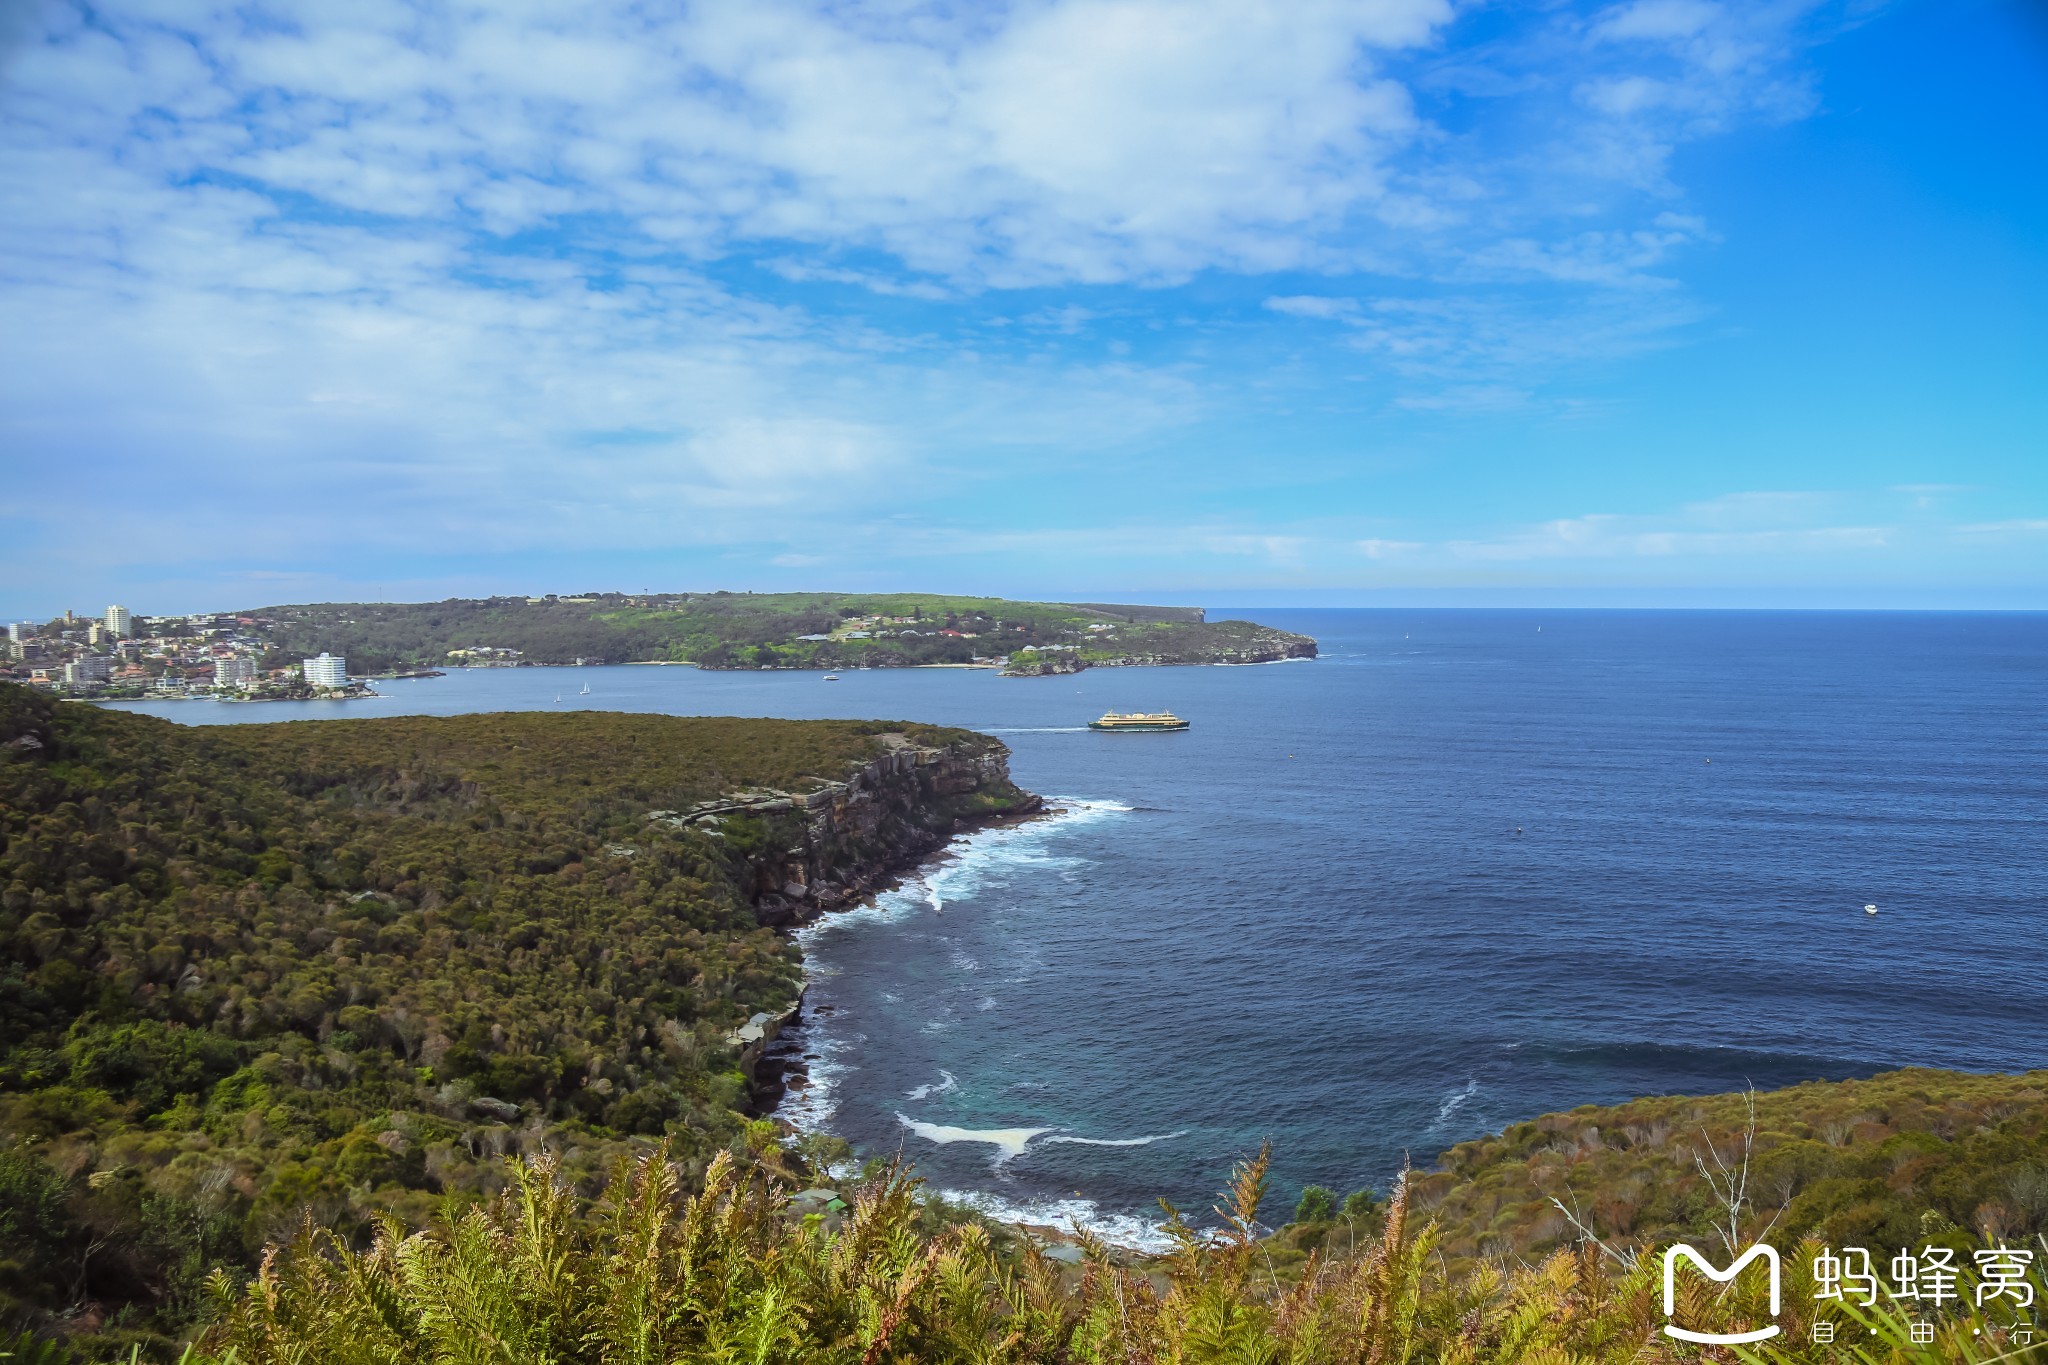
[{"x1": 111, "y1": 610, "x2": 2048, "y2": 1241}]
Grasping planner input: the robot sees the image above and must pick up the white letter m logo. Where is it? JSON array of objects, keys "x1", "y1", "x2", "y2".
[{"x1": 1662, "y1": 1243, "x2": 1783, "y2": 1344}]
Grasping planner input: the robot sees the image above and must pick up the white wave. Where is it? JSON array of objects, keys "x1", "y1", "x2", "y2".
[
  {"x1": 896, "y1": 1112, "x2": 1186, "y2": 1161},
  {"x1": 980, "y1": 726, "x2": 1090, "y2": 733},
  {"x1": 1426, "y1": 1078, "x2": 1480, "y2": 1131},
  {"x1": 935, "y1": 1188, "x2": 1177, "y2": 1253},
  {"x1": 786, "y1": 797, "x2": 1139, "y2": 1172},
  {"x1": 777, "y1": 1029, "x2": 851, "y2": 1132},
  {"x1": 800, "y1": 796, "x2": 1133, "y2": 924},
  {"x1": 977, "y1": 996, "x2": 998, "y2": 1011},
  {"x1": 897, "y1": 1114, "x2": 1051, "y2": 1161},
  {"x1": 906, "y1": 1070, "x2": 957, "y2": 1101}
]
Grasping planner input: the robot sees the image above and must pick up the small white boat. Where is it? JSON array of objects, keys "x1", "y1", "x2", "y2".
[
  {"x1": 579, "y1": 683, "x2": 590, "y2": 695},
  {"x1": 1864, "y1": 903, "x2": 1879, "y2": 916},
  {"x1": 823, "y1": 674, "x2": 840, "y2": 682},
  {"x1": 554, "y1": 694, "x2": 561, "y2": 703}
]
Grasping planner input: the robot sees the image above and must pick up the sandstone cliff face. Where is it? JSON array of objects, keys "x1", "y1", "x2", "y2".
[
  {"x1": 707, "y1": 731, "x2": 1038, "y2": 1095},
  {"x1": 711, "y1": 731, "x2": 1038, "y2": 929}
]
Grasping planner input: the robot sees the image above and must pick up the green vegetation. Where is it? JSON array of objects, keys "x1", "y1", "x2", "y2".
[
  {"x1": 36, "y1": 1141, "x2": 2043, "y2": 1365},
  {"x1": 0, "y1": 683, "x2": 1027, "y2": 1351},
  {"x1": 240, "y1": 592, "x2": 1315, "y2": 673},
  {"x1": 1407, "y1": 1068, "x2": 2048, "y2": 1270},
  {"x1": 7, "y1": 680, "x2": 2045, "y2": 1362}
]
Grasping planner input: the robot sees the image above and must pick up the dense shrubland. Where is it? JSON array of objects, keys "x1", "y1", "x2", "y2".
[
  {"x1": 0, "y1": 685, "x2": 1022, "y2": 1349},
  {"x1": 1412, "y1": 1069, "x2": 2048, "y2": 1268}
]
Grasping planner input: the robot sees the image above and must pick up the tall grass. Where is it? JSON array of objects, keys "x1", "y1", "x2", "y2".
[{"x1": 24, "y1": 1144, "x2": 2014, "y2": 1363}]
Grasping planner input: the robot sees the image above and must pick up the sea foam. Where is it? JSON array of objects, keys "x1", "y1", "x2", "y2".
[
  {"x1": 895, "y1": 1115, "x2": 1051, "y2": 1161},
  {"x1": 786, "y1": 798, "x2": 1140, "y2": 1175},
  {"x1": 1426, "y1": 1078, "x2": 1480, "y2": 1132},
  {"x1": 896, "y1": 1114, "x2": 1187, "y2": 1164},
  {"x1": 934, "y1": 1188, "x2": 1177, "y2": 1253},
  {"x1": 906, "y1": 1070, "x2": 958, "y2": 1101}
]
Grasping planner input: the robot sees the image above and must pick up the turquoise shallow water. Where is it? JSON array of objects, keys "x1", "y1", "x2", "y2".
[{"x1": 112, "y1": 609, "x2": 2048, "y2": 1241}]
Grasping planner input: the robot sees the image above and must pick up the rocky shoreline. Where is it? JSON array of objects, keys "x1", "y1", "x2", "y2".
[{"x1": 678, "y1": 730, "x2": 1041, "y2": 1110}]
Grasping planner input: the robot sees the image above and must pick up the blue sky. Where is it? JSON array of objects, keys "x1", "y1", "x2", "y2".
[{"x1": 2, "y1": 0, "x2": 2044, "y2": 615}]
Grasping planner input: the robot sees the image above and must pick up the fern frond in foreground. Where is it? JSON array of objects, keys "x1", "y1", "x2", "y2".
[{"x1": 181, "y1": 1143, "x2": 2028, "y2": 1364}]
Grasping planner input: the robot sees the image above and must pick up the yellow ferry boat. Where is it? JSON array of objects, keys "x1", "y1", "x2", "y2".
[{"x1": 1088, "y1": 710, "x2": 1189, "y2": 732}]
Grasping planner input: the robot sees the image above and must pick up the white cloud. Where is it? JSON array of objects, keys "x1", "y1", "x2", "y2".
[
  {"x1": 1447, "y1": 494, "x2": 1893, "y2": 561},
  {"x1": 1957, "y1": 520, "x2": 2048, "y2": 536},
  {"x1": 1596, "y1": 1, "x2": 1723, "y2": 45},
  {"x1": 0, "y1": 0, "x2": 1870, "y2": 599},
  {"x1": 1358, "y1": 538, "x2": 1423, "y2": 558},
  {"x1": 1265, "y1": 295, "x2": 1362, "y2": 320}
]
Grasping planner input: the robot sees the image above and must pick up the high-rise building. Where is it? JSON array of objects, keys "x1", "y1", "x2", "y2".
[
  {"x1": 64, "y1": 655, "x2": 111, "y2": 687},
  {"x1": 302, "y1": 652, "x2": 348, "y2": 688},
  {"x1": 215, "y1": 656, "x2": 258, "y2": 688},
  {"x1": 6, "y1": 622, "x2": 30, "y2": 643},
  {"x1": 105, "y1": 605, "x2": 132, "y2": 637}
]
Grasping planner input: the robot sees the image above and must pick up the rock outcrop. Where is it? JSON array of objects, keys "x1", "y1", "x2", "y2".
[
  {"x1": 661, "y1": 730, "x2": 1040, "y2": 930},
  {"x1": 688, "y1": 729, "x2": 1038, "y2": 1105},
  {"x1": 1001, "y1": 650, "x2": 1086, "y2": 677}
]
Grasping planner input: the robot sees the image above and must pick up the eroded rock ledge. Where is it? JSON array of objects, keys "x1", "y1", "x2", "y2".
[{"x1": 648, "y1": 729, "x2": 1041, "y2": 930}]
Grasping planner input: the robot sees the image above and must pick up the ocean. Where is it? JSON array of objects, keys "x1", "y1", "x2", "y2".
[{"x1": 109, "y1": 609, "x2": 2048, "y2": 1243}]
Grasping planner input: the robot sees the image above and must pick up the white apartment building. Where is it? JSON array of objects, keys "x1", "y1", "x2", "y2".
[
  {"x1": 215, "y1": 656, "x2": 258, "y2": 688},
  {"x1": 302, "y1": 652, "x2": 348, "y2": 688},
  {"x1": 105, "y1": 604, "x2": 133, "y2": 637},
  {"x1": 6, "y1": 622, "x2": 31, "y2": 643}
]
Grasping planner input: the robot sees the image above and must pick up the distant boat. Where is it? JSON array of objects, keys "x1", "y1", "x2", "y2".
[
  {"x1": 823, "y1": 674, "x2": 840, "y2": 681},
  {"x1": 554, "y1": 694, "x2": 561, "y2": 703},
  {"x1": 579, "y1": 683, "x2": 590, "y2": 695},
  {"x1": 1088, "y1": 711, "x2": 1189, "y2": 732},
  {"x1": 1865, "y1": 903, "x2": 1879, "y2": 916}
]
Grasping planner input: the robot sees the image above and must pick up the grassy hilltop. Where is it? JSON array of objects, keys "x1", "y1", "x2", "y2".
[{"x1": 241, "y1": 591, "x2": 1316, "y2": 673}]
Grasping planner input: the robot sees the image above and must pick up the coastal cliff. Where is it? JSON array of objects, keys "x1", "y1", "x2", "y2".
[
  {"x1": 641, "y1": 729, "x2": 1037, "y2": 929},
  {"x1": 747, "y1": 734, "x2": 1039, "y2": 926},
  {"x1": 646, "y1": 728, "x2": 1038, "y2": 1086}
]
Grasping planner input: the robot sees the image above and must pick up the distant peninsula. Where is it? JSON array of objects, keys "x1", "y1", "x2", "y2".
[{"x1": 235, "y1": 591, "x2": 1318, "y2": 676}]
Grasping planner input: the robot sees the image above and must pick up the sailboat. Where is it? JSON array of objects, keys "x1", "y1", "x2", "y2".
[{"x1": 579, "y1": 682, "x2": 590, "y2": 696}]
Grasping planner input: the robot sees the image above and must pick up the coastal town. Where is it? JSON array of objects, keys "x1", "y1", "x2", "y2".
[
  {"x1": 0, "y1": 604, "x2": 375, "y2": 700},
  {"x1": 2, "y1": 593, "x2": 1319, "y2": 694}
]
